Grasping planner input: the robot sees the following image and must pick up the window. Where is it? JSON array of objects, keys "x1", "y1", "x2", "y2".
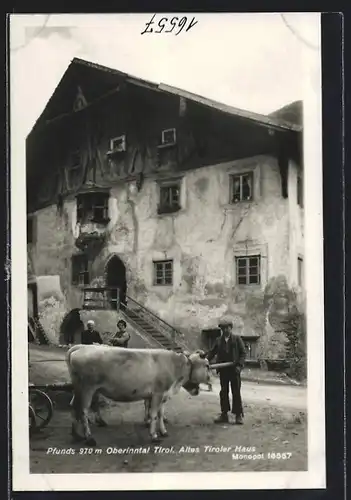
[
  {"x1": 297, "y1": 173, "x2": 303, "y2": 207},
  {"x1": 243, "y1": 338, "x2": 259, "y2": 361},
  {"x1": 153, "y1": 260, "x2": 173, "y2": 286},
  {"x1": 109, "y1": 135, "x2": 126, "y2": 153},
  {"x1": 158, "y1": 182, "x2": 181, "y2": 214},
  {"x1": 231, "y1": 172, "x2": 253, "y2": 203},
  {"x1": 76, "y1": 192, "x2": 109, "y2": 224},
  {"x1": 72, "y1": 254, "x2": 90, "y2": 286},
  {"x1": 298, "y1": 257, "x2": 304, "y2": 287},
  {"x1": 236, "y1": 255, "x2": 261, "y2": 285},
  {"x1": 161, "y1": 128, "x2": 176, "y2": 146}
]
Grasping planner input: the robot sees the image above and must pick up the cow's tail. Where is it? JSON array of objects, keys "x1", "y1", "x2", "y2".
[{"x1": 66, "y1": 345, "x2": 85, "y2": 407}]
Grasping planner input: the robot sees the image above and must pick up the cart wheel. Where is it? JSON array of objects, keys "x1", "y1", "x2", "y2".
[
  {"x1": 29, "y1": 404, "x2": 37, "y2": 433},
  {"x1": 29, "y1": 389, "x2": 54, "y2": 429}
]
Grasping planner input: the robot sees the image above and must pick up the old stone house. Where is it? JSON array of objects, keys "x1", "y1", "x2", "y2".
[{"x1": 26, "y1": 58, "x2": 304, "y2": 359}]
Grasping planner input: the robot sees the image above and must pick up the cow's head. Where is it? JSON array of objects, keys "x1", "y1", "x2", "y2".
[{"x1": 182, "y1": 350, "x2": 210, "y2": 396}]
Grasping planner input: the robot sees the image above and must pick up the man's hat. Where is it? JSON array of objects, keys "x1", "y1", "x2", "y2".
[
  {"x1": 218, "y1": 315, "x2": 233, "y2": 327},
  {"x1": 87, "y1": 320, "x2": 95, "y2": 326}
]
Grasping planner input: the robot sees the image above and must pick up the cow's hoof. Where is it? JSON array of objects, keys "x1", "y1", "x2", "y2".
[
  {"x1": 160, "y1": 431, "x2": 168, "y2": 438},
  {"x1": 85, "y1": 437, "x2": 97, "y2": 447},
  {"x1": 151, "y1": 435, "x2": 160, "y2": 443}
]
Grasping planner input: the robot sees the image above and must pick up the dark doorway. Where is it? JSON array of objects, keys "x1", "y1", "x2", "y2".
[
  {"x1": 60, "y1": 308, "x2": 84, "y2": 345},
  {"x1": 106, "y1": 255, "x2": 127, "y2": 310}
]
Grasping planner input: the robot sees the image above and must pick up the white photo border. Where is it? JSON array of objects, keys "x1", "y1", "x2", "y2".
[{"x1": 10, "y1": 12, "x2": 325, "y2": 491}]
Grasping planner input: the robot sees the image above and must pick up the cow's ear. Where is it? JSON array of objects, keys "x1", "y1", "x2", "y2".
[
  {"x1": 183, "y1": 350, "x2": 190, "y2": 357},
  {"x1": 198, "y1": 350, "x2": 206, "y2": 359}
]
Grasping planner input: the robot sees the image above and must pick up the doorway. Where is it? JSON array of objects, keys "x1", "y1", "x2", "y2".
[{"x1": 105, "y1": 255, "x2": 127, "y2": 310}]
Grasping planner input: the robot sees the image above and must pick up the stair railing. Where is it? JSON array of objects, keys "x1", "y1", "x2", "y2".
[
  {"x1": 123, "y1": 295, "x2": 189, "y2": 351},
  {"x1": 121, "y1": 310, "x2": 166, "y2": 350}
]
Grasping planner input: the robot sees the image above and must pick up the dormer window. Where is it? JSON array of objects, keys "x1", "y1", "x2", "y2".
[
  {"x1": 108, "y1": 135, "x2": 126, "y2": 154},
  {"x1": 76, "y1": 191, "x2": 110, "y2": 224},
  {"x1": 161, "y1": 128, "x2": 176, "y2": 146}
]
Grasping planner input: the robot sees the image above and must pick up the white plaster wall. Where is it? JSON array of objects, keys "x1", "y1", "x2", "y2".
[{"x1": 30, "y1": 154, "x2": 299, "y2": 339}]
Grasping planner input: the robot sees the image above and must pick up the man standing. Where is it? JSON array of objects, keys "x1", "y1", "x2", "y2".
[
  {"x1": 81, "y1": 320, "x2": 103, "y2": 345},
  {"x1": 109, "y1": 319, "x2": 131, "y2": 348},
  {"x1": 207, "y1": 316, "x2": 246, "y2": 425}
]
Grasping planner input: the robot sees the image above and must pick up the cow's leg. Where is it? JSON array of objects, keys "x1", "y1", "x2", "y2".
[
  {"x1": 81, "y1": 388, "x2": 97, "y2": 446},
  {"x1": 70, "y1": 390, "x2": 85, "y2": 442},
  {"x1": 158, "y1": 400, "x2": 168, "y2": 437},
  {"x1": 91, "y1": 392, "x2": 107, "y2": 427},
  {"x1": 148, "y1": 394, "x2": 163, "y2": 442},
  {"x1": 145, "y1": 398, "x2": 168, "y2": 427},
  {"x1": 144, "y1": 398, "x2": 151, "y2": 427}
]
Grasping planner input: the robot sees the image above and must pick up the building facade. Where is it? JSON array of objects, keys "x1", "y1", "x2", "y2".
[{"x1": 27, "y1": 58, "x2": 304, "y2": 357}]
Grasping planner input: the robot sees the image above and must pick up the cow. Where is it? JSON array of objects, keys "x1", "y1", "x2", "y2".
[{"x1": 66, "y1": 344, "x2": 211, "y2": 445}]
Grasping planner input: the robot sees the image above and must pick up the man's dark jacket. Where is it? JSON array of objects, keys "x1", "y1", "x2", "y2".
[
  {"x1": 207, "y1": 333, "x2": 246, "y2": 368},
  {"x1": 81, "y1": 329, "x2": 103, "y2": 345}
]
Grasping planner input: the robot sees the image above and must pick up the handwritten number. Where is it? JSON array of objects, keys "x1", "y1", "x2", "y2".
[
  {"x1": 141, "y1": 14, "x2": 198, "y2": 35},
  {"x1": 165, "y1": 17, "x2": 178, "y2": 33},
  {"x1": 186, "y1": 17, "x2": 198, "y2": 32},
  {"x1": 141, "y1": 13, "x2": 156, "y2": 34},
  {"x1": 175, "y1": 17, "x2": 187, "y2": 35},
  {"x1": 155, "y1": 17, "x2": 167, "y2": 33}
]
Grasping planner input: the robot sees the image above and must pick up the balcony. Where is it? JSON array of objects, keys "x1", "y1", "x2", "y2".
[
  {"x1": 74, "y1": 184, "x2": 110, "y2": 252},
  {"x1": 75, "y1": 225, "x2": 107, "y2": 252}
]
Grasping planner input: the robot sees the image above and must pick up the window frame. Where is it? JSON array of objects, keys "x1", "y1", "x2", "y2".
[
  {"x1": 235, "y1": 255, "x2": 261, "y2": 286},
  {"x1": 242, "y1": 337, "x2": 259, "y2": 361},
  {"x1": 153, "y1": 259, "x2": 174, "y2": 286},
  {"x1": 109, "y1": 134, "x2": 126, "y2": 153},
  {"x1": 71, "y1": 254, "x2": 90, "y2": 287},
  {"x1": 158, "y1": 181, "x2": 181, "y2": 214},
  {"x1": 161, "y1": 128, "x2": 177, "y2": 146},
  {"x1": 76, "y1": 191, "x2": 110, "y2": 225},
  {"x1": 230, "y1": 171, "x2": 254, "y2": 204}
]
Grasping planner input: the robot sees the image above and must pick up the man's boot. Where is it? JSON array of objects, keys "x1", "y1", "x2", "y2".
[
  {"x1": 214, "y1": 413, "x2": 229, "y2": 423},
  {"x1": 235, "y1": 415, "x2": 243, "y2": 425}
]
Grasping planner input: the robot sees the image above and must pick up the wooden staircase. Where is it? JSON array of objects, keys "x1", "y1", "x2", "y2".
[
  {"x1": 28, "y1": 316, "x2": 49, "y2": 345},
  {"x1": 80, "y1": 287, "x2": 189, "y2": 353},
  {"x1": 123, "y1": 295, "x2": 188, "y2": 353}
]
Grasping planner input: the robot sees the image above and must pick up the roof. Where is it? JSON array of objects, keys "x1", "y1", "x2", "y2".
[
  {"x1": 269, "y1": 101, "x2": 303, "y2": 127},
  {"x1": 28, "y1": 57, "x2": 302, "y2": 137},
  {"x1": 159, "y1": 84, "x2": 302, "y2": 132}
]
